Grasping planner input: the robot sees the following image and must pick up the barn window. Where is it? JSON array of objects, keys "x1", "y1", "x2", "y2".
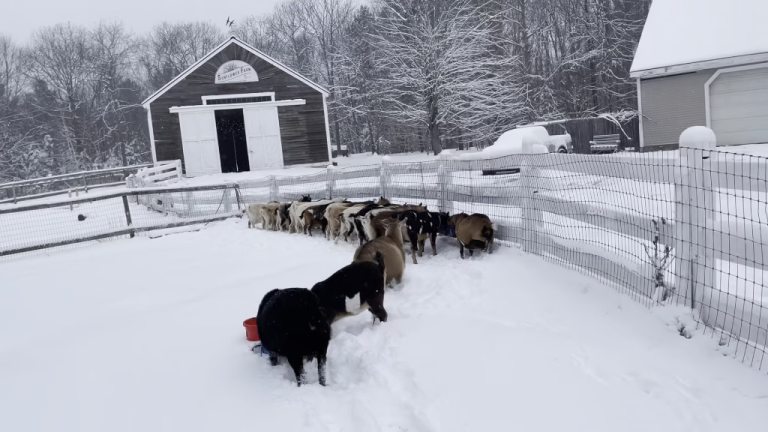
[{"x1": 201, "y1": 92, "x2": 276, "y2": 105}]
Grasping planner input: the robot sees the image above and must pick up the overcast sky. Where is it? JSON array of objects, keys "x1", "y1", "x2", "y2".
[{"x1": 1, "y1": 0, "x2": 284, "y2": 42}]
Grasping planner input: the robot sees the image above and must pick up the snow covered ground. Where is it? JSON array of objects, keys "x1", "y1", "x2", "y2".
[{"x1": 1, "y1": 219, "x2": 767, "y2": 432}]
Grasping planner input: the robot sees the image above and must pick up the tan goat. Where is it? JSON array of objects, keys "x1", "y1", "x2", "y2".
[
  {"x1": 353, "y1": 219, "x2": 406, "y2": 286},
  {"x1": 448, "y1": 213, "x2": 494, "y2": 259}
]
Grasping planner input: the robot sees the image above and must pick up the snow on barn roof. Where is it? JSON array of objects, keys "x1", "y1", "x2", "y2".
[{"x1": 630, "y1": 0, "x2": 768, "y2": 78}]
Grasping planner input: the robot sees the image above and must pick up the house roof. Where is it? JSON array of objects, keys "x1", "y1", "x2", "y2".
[
  {"x1": 142, "y1": 36, "x2": 329, "y2": 107},
  {"x1": 630, "y1": 0, "x2": 768, "y2": 78}
]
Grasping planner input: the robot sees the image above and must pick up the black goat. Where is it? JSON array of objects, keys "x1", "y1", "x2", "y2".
[{"x1": 256, "y1": 288, "x2": 331, "y2": 386}]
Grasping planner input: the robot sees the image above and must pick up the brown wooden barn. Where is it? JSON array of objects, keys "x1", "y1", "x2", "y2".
[{"x1": 141, "y1": 36, "x2": 331, "y2": 176}]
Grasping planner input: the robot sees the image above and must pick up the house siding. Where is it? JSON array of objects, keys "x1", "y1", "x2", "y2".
[
  {"x1": 639, "y1": 70, "x2": 715, "y2": 148},
  {"x1": 148, "y1": 43, "x2": 329, "y2": 168}
]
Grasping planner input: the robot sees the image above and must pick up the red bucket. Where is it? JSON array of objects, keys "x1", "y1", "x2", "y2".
[{"x1": 243, "y1": 317, "x2": 260, "y2": 342}]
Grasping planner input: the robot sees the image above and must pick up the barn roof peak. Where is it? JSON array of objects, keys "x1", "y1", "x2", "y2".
[{"x1": 141, "y1": 36, "x2": 329, "y2": 107}]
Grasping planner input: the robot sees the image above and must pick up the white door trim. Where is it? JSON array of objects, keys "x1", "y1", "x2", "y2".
[
  {"x1": 146, "y1": 108, "x2": 158, "y2": 163},
  {"x1": 170, "y1": 99, "x2": 306, "y2": 114},
  {"x1": 636, "y1": 78, "x2": 645, "y2": 149},
  {"x1": 705, "y1": 62, "x2": 768, "y2": 128},
  {"x1": 323, "y1": 94, "x2": 333, "y2": 162},
  {"x1": 201, "y1": 92, "x2": 275, "y2": 104}
]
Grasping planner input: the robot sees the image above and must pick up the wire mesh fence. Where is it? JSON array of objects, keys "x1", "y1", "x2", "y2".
[
  {"x1": 1, "y1": 145, "x2": 766, "y2": 372},
  {"x1": 0, "y1": 184, "x2": 243, "y2": 261},
  {"x1": 0, "y1": 163, "x2": 154, "y2": 204}
]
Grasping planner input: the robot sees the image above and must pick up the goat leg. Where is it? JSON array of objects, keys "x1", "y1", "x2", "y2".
[
  {"x1": 409, "y1": 231, "x2": 419, "y2": 264},
  {"x1": 269, "y1": 354, "x2": 280, "y2": 366},
  {"x1": 287, "y1": 356, "x2": 305, "y2": 387},
  {"x1": 317, "y1": 355, "x2": 327, "y2": 386},
  {"x1": 430, "y1": 232, "x2": 438, "y2": 255}
]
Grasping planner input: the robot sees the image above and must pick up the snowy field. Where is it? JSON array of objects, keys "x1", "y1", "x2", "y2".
[{"x1": 2, "y1": 219, "x2": 767, "y2": 432}]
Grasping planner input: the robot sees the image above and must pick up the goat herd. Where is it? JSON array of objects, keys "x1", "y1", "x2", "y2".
[{"x1": 244, "y1": 196, "x2": 495, "y2": 387}]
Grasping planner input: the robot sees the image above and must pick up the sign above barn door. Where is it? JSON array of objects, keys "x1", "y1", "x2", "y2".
[{"x1": 215, "y1": 60, "x2": 259, "y2": 84}]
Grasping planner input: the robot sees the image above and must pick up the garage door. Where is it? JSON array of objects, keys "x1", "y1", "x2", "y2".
[{"x1": 709, "y1": 65, "x2": 768, "y2": 146}]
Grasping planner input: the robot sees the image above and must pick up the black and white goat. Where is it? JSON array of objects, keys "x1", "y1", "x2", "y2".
[
  {"x1": 311, "y1": 252, "x2": 387, "y2": 324},
  {"x1": 398, "y1": 210, "x2": 450, "y2": 264}
]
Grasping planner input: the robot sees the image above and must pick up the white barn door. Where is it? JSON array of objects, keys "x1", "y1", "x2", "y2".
[
  {"x1": 243, "y1": 106, "x2": 284, "y2": 169},
  {"x1": 178, "y1": 110, "x2": 221, "y2": 176}
]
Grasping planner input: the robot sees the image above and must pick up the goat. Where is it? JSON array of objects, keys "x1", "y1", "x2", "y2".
[
  {"x1": 301, "y1": 204, "x2": 329, "y2": 236},
  {"x1": 256, "y1": 288, "x2": 331, "y2": 387},
  {"x1": 448, "y1": 213, "x2": 494, "y2": 259},
  {"x1": 276, "y1": 203, "x2": 291, "y2": 231},
  {"x1": 261, "y1": 202, "x2": 282, "y2": 231},
  {"x1": 340, "y1": 203, "x2": 375, "y2": 242},
  {"x1": 311, "y1": 252, "x2": 387, "y2": 324},
  {"x1": 245, "y1": 204, "x2": 267, "y2": 229},
  {"x1": 398, "y1": 210, "x2": 449, "y2": 264},
  {"x1": 324, "y1": 201, "x2": 356, "y2": 240},
  {"x1": 286, "y1": 195, "x2": 312, "y2": 233},
  {"x1": 360, "y1": 204, "x2": 429, "y2": 245},
  {"x1": 292, "y1": 199, "x2": 340, "y2": 234},
  {"x1": 353, "y1": 219, "x2": 405, "y2": 286}
]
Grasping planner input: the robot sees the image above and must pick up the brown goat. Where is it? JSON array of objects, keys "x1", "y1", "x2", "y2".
[
  {"x1": 324, "y1": 201, "x2": 355, "y2": 240},
  {"x1": 362, "y1": 204, "x2": 428, "y2": 243},
  {"x1": 353, "y1": 219, "x2": 406, "y2": 286},
  {"x1": 448, "y1": 213, "x2": 494, "y2": 259}
]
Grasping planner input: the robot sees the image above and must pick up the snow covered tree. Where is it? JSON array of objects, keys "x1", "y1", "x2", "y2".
[{"x1": 373, "y1": 0, "x2": 526, "y2": 154}]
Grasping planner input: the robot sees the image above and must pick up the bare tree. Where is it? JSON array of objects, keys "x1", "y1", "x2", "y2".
[
  {"x1": 139, "y1": 22, "x2": 224, "y2": 90},
  {"x1": 373, "y1": 0, "x2": 526, "y2": 154}
]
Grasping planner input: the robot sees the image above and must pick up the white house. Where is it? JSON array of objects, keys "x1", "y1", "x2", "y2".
[{"x1": 631, "y1": 0, "x2": 768, "y2": 149}]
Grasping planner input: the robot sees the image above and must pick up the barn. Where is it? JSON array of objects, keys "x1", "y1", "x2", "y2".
[
  {"x1": 631, "y1": 0, "x2": 768, "y2": 150},
  {"x1": 142, "y1": 36, "x2": 332, "y2": 176}
]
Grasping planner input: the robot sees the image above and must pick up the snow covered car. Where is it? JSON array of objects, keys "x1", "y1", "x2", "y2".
[{"x1": 458, "y1": 126, "x2": 572, "y2": 161}]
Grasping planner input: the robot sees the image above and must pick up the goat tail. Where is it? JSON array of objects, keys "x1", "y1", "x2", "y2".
[{"x1": 374, "y1": 250, "x2": 386, "y2": 273}]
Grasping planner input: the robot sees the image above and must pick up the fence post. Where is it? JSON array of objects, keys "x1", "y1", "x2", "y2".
[
  {"x1": 437, "y1": 153, "x2": 454, "y2": 214},
  {"x1": 121, "y1": 195, "x2": 135, "y2": 238},
  {"x1": 185, "y1": 191, "x2": 195, "y2": 217},
  {"x1": 269, "y1": 176, "x2": 279, "y2": 202},
  {"x1": 520, "y1": 135, "x2": 543, "y2": 254},
  {"x1": 380, "y1": 157, "x2": 391, "y2": 199},
  {"x1": 674, "y1": 126, "x2": 717, "y2": 313},
  {"x1": 222, "y1": 188, "x2": 233, "y2": 213},
  {"x1": 12, "y1": 186, "x2": 16, "y2": 204},
  {"x1": 234, "y1": 185, "x2": 243, "y2": 211},
  {"x1": 326, "y1": 165, "x2": 336, "y2": 199},
  {"x1": 82, "y1": 174, "x2": 88, "y2": 193}
]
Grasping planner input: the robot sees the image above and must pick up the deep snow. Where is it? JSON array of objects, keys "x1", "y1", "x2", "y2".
[{"x1": 1, "y1": 219, "x2": 767, "y2": 432}]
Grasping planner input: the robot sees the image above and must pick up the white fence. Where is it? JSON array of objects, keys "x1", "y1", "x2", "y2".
[
  {"x1": 206, "y1": 136, "x2": 762, "y2": 371},
  {"x1": 2, "y1": 128, "x2": 764, "y2": 371},
  {"x1": 126, "y1": 160, "x2": 182, "y2": 188},
  {"x1": 0, "y1": 162, "x2": 154, "y2": 204}
]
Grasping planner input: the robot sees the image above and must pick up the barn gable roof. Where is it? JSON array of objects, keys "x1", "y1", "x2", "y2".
[
  {"x1": 141, "y1": 36, "x2": 329, "y2": 107},
  {"x1": 630, "y1": 0, "x2": 768, "y2": 78}
]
